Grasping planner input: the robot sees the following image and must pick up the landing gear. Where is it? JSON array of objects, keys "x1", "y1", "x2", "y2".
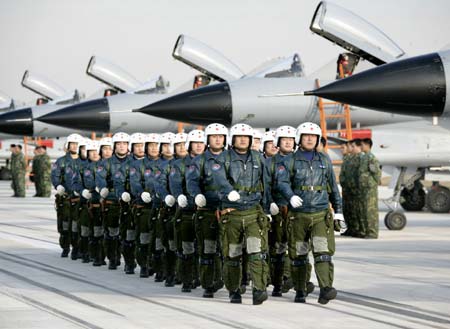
[
  {"x1": 382, "y1": 167, "x2": 423, "y2": 230},
  {"x1": 426, "y1": 184, "x2": 450, "y2": 213},
  {"x1": 384, "y1": 211, "x2": 407, "y2": 230},
  {"x1": 400, "y1": 181, "x2": 425, "y2": 211}
]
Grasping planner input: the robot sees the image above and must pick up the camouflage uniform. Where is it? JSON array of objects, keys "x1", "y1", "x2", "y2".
[
  {"x1": 39, "y1": 152, "x2": 52, "y2": 197},
  {"x1": 11, "y1": 151, "x2": 26, "y2": 197},
  {"x1": 359, "y1": 151, "x2": 381, "y2": 238},
  {"x1": 346, "y1": 154, "x2": 361, "y2": 236},
  {"x1": 339, "y1": 154, "x2": 352, "y2": 234}
]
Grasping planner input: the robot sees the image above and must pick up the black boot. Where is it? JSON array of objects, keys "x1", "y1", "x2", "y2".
[
  {"x1": 272, "y1": 285, "x2": 282, "y2": 297},
  {"x1": 203, "y1": 287, "x2": 214, "y2": 298},
  {"x1": 108, "y1": 260, "x2": 117, "y2": 270},
  {"x1": 140, "y1": 267, "x2": 149, "y2": 278},
  {"x1": 318, "y1": 287, "x2": 337, "y2": 305},
  {"x1": 71, "y1": 248, "x2": 79, "y2": 260},
  {"x1": 154, "y1": 272, "x2": 164, "y2": 282},
  {"x1": 295, "y1": 290, "x2": 306, "y2": 303},
  {"x1": 164, "y1": 275, "x2": 175, "y2": 287},
  {"x1": 82, "y1": 253, "x2": 90, "y2": 263},
  {"x1": 124, "y1": 263, "x2": 135, "y2": 274},
  {"x1": 181, "y1": 283, "x2": 191, "y2": 293},
  {"x1": 229, "y1": 290, "x2": 242, "y2": 304},
  {"x1": 252, "y1": 289, "x2": 268, "y2": 305},
  {"x1": 61, "y1": 249, "x2": 70, "y2": 258}
]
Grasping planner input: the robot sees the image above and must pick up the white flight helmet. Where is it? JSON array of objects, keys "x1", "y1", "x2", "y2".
[
  {"x1": 296, "y1": 122, "x2": 322, "y2": 146},
  {"x1": 253, "y1": 129, "x2": 263, "y2": 140},
  {"x1": 173, "y1": 132, "x2": 188, "y2": 145},
  {"x1": 79, "y1": 137, "x2": 89, "y2": 148},
  {"x1": 65, "y1": 133, "x2": 84, "y2": 152},
  {"x1": 146, "y1": 133, "x2": 160, "y2": 145},
  {"x1": 112, "y1": 132, "x2": 130, "y2": 144},
  {"x1": 275, "y1": 125, "x2": 297, "y2": 147},
  {"x1": 159, "y1": 132, "x2": 175, "y2": 154},
  {"x1": 204, "y1": 123, "x2": 228, "y2": 148},
  {"x1": 260, "y1": 130, "x2": 276, "y2": 152},
  {"x1": 86, "y1": 140, "x2": 99, "y2": 153},
  {"x1": 230, "y1": 123, "x2": 254, "y2": 147},
  {"x1": 185, "y1": 129, "x2": 205, "y2": 150},
  {"x1": 129, "y1": 133, "x2": 147, "y2": 152},
  {"x1": 98, "y1": 137, "x2": 113, "y2": 153}
]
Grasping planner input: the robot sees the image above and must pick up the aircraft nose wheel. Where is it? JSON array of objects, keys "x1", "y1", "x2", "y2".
[{"x1": 384, "y1": 211, "x2": 407, "y2": 230}]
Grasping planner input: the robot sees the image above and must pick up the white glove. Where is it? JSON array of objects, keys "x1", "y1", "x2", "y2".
[
  {"x1": 141, "y1": 192, "x2": 152, "y2": 203},
  {"x1": 290, "y1": 195, "x2": 303, "y2": 208},
  {"x1": 100, "y1": 187, "x2": 109, "y2": 198},
  {"x1": 266, "y1": 214, "x2": 273, "y2": 223},
  {"x1": 56, "y1": 185, "x2": 65, "y2": 195},
  {"x1": 82, "y1": 189, "x2": 92, "y2": 200},
  {"x1": 195, "y1": 194, "x2": 207, "y2": 207},
  {"x1": 227, "y1": 190, "x2": 240, "y2": 202},
  {"x1": 334, "y1": 213, "x2": 347, "y2": 230},
  {"x1": 177, "y1": 194, "x2": 188, "y2": 208},
  {"x1": 73, "y1": 191, "x2": 79, "y2": 197},
  {"x1": 270, "y1": 202, "x2": 280, "y2": 215},
  {"x1": 165, "y1": 195, "x2": 176, "y2": 207},
  {"x1": 121, "y1": 192, "x2": 131, "y2": 202}
]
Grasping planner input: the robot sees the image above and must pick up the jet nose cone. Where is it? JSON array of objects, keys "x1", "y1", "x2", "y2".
[
  {"x1": 37, "y1": 98, "x2": 110, "y2": 132},
  {"x1": 0, "y1": 107, "x2": 33, "y2": 135},
  {"x1": 134, "y1": 82, "x2": 232, "y2": 126},
  {"x1": 309, "y1": 52, "x2": 447, "y2": 117}
]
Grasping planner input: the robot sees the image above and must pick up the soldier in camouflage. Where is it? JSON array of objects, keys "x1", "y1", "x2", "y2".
[
  {"x1": 38, "y1": 146, "x2": 52, "y2": 197},
  {"x1": 360, "y1": 138, "x2": 381, "y2": 239},
  {"x1": 10, "y1": 144, "x2": 26, "y2": 197}
]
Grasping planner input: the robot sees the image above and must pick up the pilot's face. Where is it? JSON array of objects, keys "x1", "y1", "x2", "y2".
[{"x1": 300, "y1": 134, "x2": 317, "y2": 151}]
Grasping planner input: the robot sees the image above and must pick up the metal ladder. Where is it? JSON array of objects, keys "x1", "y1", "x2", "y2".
[{"x1": 317, "y1": 64, "x2": 353, "y2": 164}]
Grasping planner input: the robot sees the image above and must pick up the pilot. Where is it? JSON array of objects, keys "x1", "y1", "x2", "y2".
[{"x1": 276, "y1": 122, "x2": 342, "y2": 304}]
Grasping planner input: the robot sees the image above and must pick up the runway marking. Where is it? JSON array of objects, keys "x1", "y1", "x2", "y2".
[
  {"x1": 0, "y1": 253, "x2": 257, "y2": 329},
  {"x1": 339, "y1": 256, "x2": 450, "y2": 289},
  {"x1": 340, "y1": 290, "x2": 450, "y2": 319},
  {"x1": 0, "y1": 229, "x2": 59, "y2": 245},
  {"x1": 0, "y1": 265, "x2": 124, "y2": 318},
  {"x1": 0, "y1": 289, "x2": 104, "y2": 329},
  {"x1": 2, "y1": 250, "x2": 448, "y2": 329},
  {"x1": 0, "y1": 221, "x2": 56, "y2": 233},
  {"x1": 0, "y1": 251, "x2": 85, "y2": 277}
]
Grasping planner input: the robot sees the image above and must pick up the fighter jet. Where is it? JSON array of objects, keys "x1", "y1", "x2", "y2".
[
  {"x1": 132, "y1": 1, "x2": 450, "y2": 228},
  {"x1": 133, "y1": 4, "x2": 419, "y2": 128},
  {"x1": 33, "y1": 40, "x2": 304, "y2": 134},
  {"x1": 33, "y1": 55, "x2": 203, "y2": 134},
  {"x1": 0, "y1": 71, "x2": 86, "y2": 137}
]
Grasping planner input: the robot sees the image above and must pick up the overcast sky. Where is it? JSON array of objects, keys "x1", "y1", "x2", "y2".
[{"x1": 1, "y1": 0, "x2": 449, "y2": 104}]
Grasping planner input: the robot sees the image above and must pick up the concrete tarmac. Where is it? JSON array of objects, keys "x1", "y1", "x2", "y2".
[{"x1": 0, "y1": 182, "x2": 449, "y2": 329}]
